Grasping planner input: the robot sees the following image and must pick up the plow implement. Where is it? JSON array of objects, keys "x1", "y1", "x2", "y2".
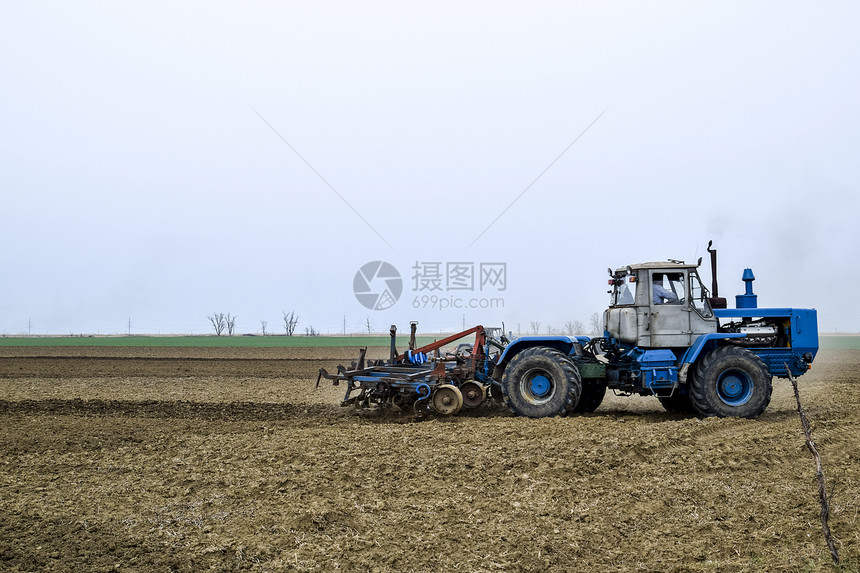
[{"x1": 317, "y1": 323, "x2": 505, "y2": 415}]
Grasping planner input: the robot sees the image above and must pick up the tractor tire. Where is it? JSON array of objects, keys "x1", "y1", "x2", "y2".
[
  {"x1": 501, "y1": 347, "x2": 581, "y2": 418},
  {"x1": 689, "y1": 346, "x2": 772, "y2": 418},
  {"x1": 572, "y1": 380, "x2": 606, "y2": 414},
  {"x1": 657, "y1": 390, "x2": 696, "y2": 415}
]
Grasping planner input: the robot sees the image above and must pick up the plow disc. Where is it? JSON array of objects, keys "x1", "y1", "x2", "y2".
[
  {"x1": 460, "y1": 381, "x2": 486, "y2": 409},
  {"x1": 431, "y1": 385, "x2": 463, "y2": 415}
]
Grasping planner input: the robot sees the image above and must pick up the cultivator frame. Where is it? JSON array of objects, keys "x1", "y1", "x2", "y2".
[{"x1": 316, "y1": 323, "x2": 502, "y2": 415}]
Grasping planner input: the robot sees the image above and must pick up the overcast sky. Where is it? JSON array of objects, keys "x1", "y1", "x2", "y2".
[{"x1": 2, "y1": 1, "x2": 859, "y2": 336}]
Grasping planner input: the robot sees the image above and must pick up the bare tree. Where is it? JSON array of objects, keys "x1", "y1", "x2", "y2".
[
  {"x1": 589, "y1": 312, "x2": 603, "y2": 336},
  {"x1": 208, "y1": 312, "x2": 226, "y2": 336},
  {"x1": 530, "y1": 321, "x2": 541, "y2": 335},
  {"x1": 365, "y1": 317, "x2": 372, "y2": 334},
  {"x1": 565, "y1": 320, "x2": 586, "y2": 335},
  {"x1": 283, "y1": 311, "x2": 299, "y2": 336},
  {"x1": 260, "y1": 320, "x2": 268, "y2": 336},
  {"x1": 305, "y1": 325, "x2": 319, "y2": 337},
  {"x1": 226, "y1": 313, "x2": 237, "y2": 336}
]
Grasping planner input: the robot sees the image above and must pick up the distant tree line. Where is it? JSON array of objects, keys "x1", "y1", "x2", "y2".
[
  {"x1": 208, "y1": 311, "x2": 603, "y2": 337},
  {"x1": 207, "y1": 310, "x2": 314, "y2": 336}
]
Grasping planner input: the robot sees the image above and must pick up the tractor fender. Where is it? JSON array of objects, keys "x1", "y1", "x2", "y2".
[
  {"x1": 678, "y1": 333, "x2": 746, "y2": 382},
  {"x1": 494, "y1": 336, "x2": 587, "y2": 380}
]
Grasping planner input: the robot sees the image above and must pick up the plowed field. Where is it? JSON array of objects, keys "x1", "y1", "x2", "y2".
[{"x1": 0, "y1": 346, "x2": 857, "y2": 572}]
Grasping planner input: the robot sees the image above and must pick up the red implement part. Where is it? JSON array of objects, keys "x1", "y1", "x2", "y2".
[{"x1": 396, "y1": 325, "x2": 486, "y2": 364}]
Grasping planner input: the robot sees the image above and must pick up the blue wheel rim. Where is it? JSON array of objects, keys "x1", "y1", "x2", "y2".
[
  {"x1": 716, "y1": 368, "x2": 754, "y2": 406},
  {"x1": 520, "y1": 369, "x2": 555, "y2": 405},
  {"x1": 531, "y1": 375, "x2": 551, "y2": 397}
]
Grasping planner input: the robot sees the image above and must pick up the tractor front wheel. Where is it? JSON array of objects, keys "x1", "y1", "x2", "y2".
[
  {"x1": 689, "y1": 346, "x2": 772, "y2": 418},
  {"x1": 501, "y1": 347, "x2": 581, "y2": 418}
]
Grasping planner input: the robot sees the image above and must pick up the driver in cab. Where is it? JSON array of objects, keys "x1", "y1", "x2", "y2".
[{"x1": 653, "y1": 274, "x2": 680, "y2": 304}]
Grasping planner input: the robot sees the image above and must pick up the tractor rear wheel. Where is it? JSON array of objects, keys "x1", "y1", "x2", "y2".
[
  {"x1": 689, "y1": 346, "x2": 772, "y2": 418},
  {"x1": 572, "y1": 380, "x2": 606, "y2": 413},
  {"x1": 501, "y1": 347, "x2": 581, "y2": 418}
]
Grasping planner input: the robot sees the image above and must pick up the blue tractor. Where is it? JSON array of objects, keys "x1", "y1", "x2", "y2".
[
  {"x1": 493, "y1": 242, "x2": 819, "y2": 418},
  {"x1": 318, "y1": 244, "x2": 818, "y2": 418}
]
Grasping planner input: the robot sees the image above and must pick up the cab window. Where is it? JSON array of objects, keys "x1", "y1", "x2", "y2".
[
  {"x1": 652, "y1": 272, "x2": 685, "y2": 305},
  {"x1": 610, "y1": 274, "x2": 636, "y2": 306},
  {"x1": 689, "y1": 271, "x2": 714, "y2": 317}
]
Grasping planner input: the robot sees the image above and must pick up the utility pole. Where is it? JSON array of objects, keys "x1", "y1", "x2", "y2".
[
  {"x1": 343, "y1": 315, "x2": 346, "y2": 336},
  {"x1": 128, "y1": 317, "x2": 132, "y2": 336}
]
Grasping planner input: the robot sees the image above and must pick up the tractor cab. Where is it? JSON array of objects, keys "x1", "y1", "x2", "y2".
[{"x1": 606, "y1": 261, "x2": 718, "y2": 348}]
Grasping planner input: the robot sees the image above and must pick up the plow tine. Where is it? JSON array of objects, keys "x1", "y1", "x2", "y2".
[{"x1": 317, "y1": 367, "x2": 342, "y2": 387}]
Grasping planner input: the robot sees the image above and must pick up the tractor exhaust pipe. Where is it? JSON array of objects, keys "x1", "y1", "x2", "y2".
[
  {"x1": 707, "y1": 240, "x2": 727, "y2": 309},
  {"x1": 707, "y1": 240, "x2": 719, "y2": 296}
]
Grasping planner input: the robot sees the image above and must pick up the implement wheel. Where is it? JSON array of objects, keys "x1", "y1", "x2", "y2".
[
  {"x1": 460, "y1": 381, "x2": 486, "y2": 409},
  {"x1": 501, "y1": 347, "x2": 581, "y2": 418},
  {"x1": 431, "y1": 384, "x2": 463, "y2": 416},
  {"x1": 689, "y1": 346, "x2": 772, "y2": 418}
]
